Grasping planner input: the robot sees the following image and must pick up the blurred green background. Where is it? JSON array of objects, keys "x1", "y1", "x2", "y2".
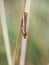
[{"x1": 0, "y1": 0, "x2": 49, "y2": 65}]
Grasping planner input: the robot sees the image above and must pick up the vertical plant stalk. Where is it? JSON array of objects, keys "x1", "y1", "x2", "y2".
[
  {"x1": 19, "y1": 0, "x2": 31, "y2": 65},
  {"x1": 13, "y1": 0, "x2": 26, "y2": 65},
  {"x1": 0, "y1": 0, "x2": 13, "y2": 65}
]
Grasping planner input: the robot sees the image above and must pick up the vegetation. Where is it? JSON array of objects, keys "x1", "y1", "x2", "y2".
[{"x1": 0, "y1": 0, "x2": 49, "y2": 65}]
